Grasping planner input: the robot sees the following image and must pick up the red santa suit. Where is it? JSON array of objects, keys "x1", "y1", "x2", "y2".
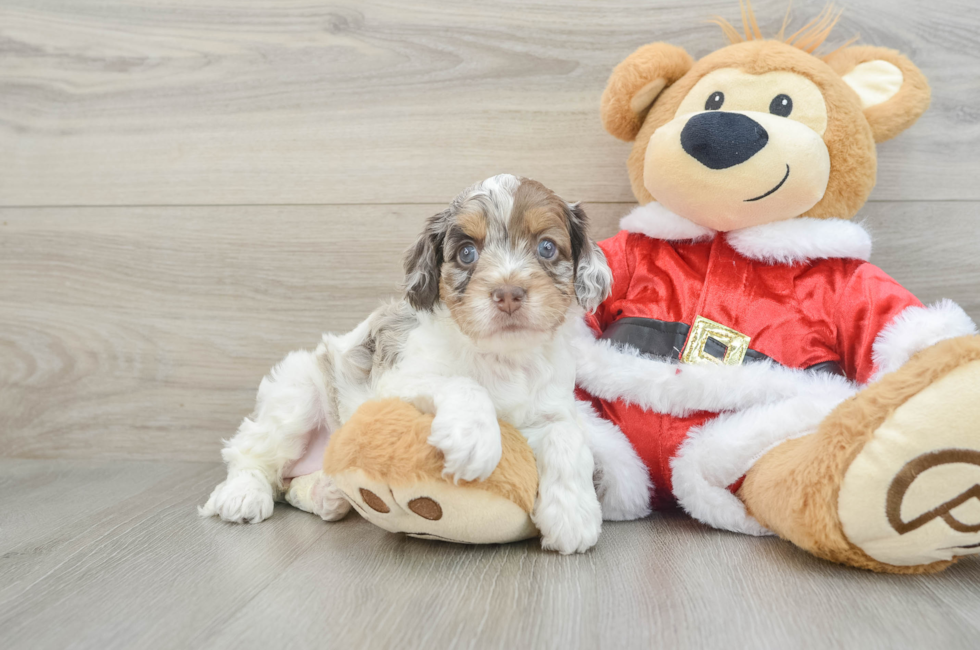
[{"x1": 575, "y1": 203, "x2": 977, "y2": 535}]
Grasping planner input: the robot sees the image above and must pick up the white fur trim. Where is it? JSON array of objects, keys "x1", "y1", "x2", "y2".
[
  {"x1": 726, "y1": 217, "x2": 872, "y2": 263},
  {"x1": 619, "y1": 202, "x2": 872, "y2": 263},
  {"x1": 671, "y1": 376, "x2": 859, "y2": 535},
  {"x1": 872, "y1": 300, "x2": 978, "y2": 379},
  {"x1": 577, "y1": 400, "x2": 653, "y2": 521},
  {"x1": 573, "y1": 318, "x2": 846, "y2": 415},
  {"x1": 619, "y1": 202, "x2": 715, "y2": 242}
]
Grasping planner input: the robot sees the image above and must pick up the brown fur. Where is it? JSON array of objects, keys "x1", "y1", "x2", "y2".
[
  {"x1": 455, "y1": 210, "x2": 487, "y2": 242},
  {"x1": 600, "y1": 43, "x2": 693, "y2": 141},
  {"x1": 824, "y1": 45, "x2": 931, "y2": 143},
  {"x1": 324, "y1": 398, "x2": 539, "y2": 513},
  {"x1": 517, "y1": 207, "x2": 572, "y2": 257},
  {"x1": 624, "y1": 40, "x2": 877, "y2": 219},
  {"x1": 740, "y1": 335, "x2": 980, "y2": 574},
  {"x1": 711, "y1": 2, "x2": 846, "y2": 54},
  {"x1": 439, "y1": 179, "x2": 578, "y2": 339},
  {"x1": 510, "y1": 180, "x2": 577, "y2": 259},
  {"x1": 602, "y1": 6, "x2": 929, "y2": 220}
]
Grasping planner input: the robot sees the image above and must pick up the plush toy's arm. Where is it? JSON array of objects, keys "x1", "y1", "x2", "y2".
[
  {"x1": 834, "y1": 263, "x2": 977, "y2": 383},
  {"x1": 376, "y1": 373, "x2": 502, "y2": 482},
  {"x1": 573, "y1": 318, "x2": 847, "y2": 416}
]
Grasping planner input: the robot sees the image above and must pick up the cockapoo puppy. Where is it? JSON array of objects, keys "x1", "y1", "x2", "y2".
[{"x1": 201, "y1": 174, "x2": 653, "y2": 554}]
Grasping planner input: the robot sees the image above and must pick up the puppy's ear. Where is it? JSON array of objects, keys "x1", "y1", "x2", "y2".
[
  {"x1": 404, "y1": 209, "x2": 450, "y2": 311},
  {"x1": 825, "y1": 45, "x2": 930, "y2": 143},
  {"x1": 566, "y1": 203, "x2": 612, "y2": 313},
  {"x1": 601, "y1": 43, "x2": 693, "y2": 142}
]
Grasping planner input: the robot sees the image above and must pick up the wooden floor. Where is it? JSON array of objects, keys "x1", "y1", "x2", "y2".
[{"x1": 2, "y1": 1, "x2": 979, "y2": 648}]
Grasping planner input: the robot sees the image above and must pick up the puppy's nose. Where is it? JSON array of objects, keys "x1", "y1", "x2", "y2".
[
  {"x1": 681, "y1": 111, "x2": 768, "y2": 170},
  {"x1": 492, "y1": 286, "x2": 526, "y2": 315}
]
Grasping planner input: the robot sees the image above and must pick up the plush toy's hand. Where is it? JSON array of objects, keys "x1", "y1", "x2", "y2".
[{"x1": 429, "y1": 393, "x2": 502, "y2": 483}]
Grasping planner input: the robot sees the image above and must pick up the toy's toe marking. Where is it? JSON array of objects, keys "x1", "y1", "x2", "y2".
[
  {"x1": 838, "y1": 359, "x2": 980, "y2": 566},
  {"x1": 886, "y1": 449, "x2": 980, "y2": 535},
  {"x1": 408, "y1": 497, "x2": 443, "y2": 520},
  {"x1": 360, "y1": 488, "x2": 390, "y2": 513}
]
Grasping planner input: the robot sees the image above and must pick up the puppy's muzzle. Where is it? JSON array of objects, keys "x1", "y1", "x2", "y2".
[
  {"x1": 492, "y1": 285, "x2": 526, "y2": 315},
  {"x1": 681, "y1": 111, "x2": 769, "y2": 170}
]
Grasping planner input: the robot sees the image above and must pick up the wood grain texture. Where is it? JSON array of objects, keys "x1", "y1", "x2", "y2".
[
  {"x1": 2, "y1": 0, "x2": 980, "y2": 206},
  {"x1": 1, "y1": 1, "x2": 979, "y2": 648},
  {"x1": 0, "y1": 459, "x2": 977, "y2": 650},
  {"x1": 2, "y1": 202, "x2": 978, "y2": 462}
]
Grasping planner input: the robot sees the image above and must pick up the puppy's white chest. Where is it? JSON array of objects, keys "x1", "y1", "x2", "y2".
[{"x1": 475, "y1": 355, "x2": 570, "y2": 426}]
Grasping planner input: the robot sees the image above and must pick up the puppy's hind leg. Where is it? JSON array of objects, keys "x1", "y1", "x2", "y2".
[
  {"x1": 200, "y1": 349, "x2": 334, "y2": 524},
  {"x1": 283, "y1": 471, "x2": 351, "y2": 521},
  {"x1": 577, "y1": 400, "x2": 653, "y2": 521}
]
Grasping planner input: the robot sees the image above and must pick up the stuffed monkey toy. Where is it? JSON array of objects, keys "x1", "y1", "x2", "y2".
[
  {"x1": 575, "y1": 4, "x2": 980, "y2": 573},
  {"x1": 321, "y1": 4, "x2": 980, "y2": 572}
]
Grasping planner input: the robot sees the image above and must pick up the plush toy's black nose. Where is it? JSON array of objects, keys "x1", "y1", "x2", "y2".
[{"x1": 681, "y1": 112, "x2": 769, "y2": 170}]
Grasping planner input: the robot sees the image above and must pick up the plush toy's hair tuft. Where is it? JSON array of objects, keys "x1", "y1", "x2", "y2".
[{"x1": 711, "y1": 1, "x2": 856, "y2": 57}]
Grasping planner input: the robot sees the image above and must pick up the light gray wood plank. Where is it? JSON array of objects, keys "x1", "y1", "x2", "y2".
[
  {"x1": 0, "y1": 461, "x2": 332, "y2": 650},
  {"x1": 2, "y1": 202, "x2": 977, "y2": 462},
  {"x1": 0, "y1": 459, "x2": 977, "y2": 650},
  {"x1": 1, "y1": 0, "x2": 979, "y2": 206},
  {"x1": 0, "y1": 459, "x2": 200, "y2": 557}
]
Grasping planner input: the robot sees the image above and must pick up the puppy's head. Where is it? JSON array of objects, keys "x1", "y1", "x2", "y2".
[{"x1": 404, "y1": 174, "x2": 611, "y2": 342}]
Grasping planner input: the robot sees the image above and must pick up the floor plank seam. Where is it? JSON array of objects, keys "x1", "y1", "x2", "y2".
[{"x1": 2, "y1": 199, "x2": 977, "y2": 210}]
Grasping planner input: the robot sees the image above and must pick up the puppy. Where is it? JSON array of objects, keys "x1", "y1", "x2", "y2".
[{"x1": 200, "y1": 174, "x2": 652, "y2": 554}]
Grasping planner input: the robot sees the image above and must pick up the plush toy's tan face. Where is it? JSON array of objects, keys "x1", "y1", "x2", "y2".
[
  {"x1": 645, "y1": 67, "x2": 831, "y2": 231},
  {"x1": 601, "y1": 36, "x2": 931, "y2": 228}
]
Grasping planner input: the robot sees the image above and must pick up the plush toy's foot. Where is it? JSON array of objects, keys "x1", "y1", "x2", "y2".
[
  {"x1": 332, "y1": 470, "x2": 538, "y2": 544},
  {"x1": 283, "y1": 470, "x2": 351, "y2": 521},
  {"x1": 741, "y1": 336, "x2": 980, "y2": 573},
  {"x1": 324, "y1": 399, "x2": 540, "y2": 545},
  {"x1": 838, "y1": 346, "x2": 980, "y2": 568}
]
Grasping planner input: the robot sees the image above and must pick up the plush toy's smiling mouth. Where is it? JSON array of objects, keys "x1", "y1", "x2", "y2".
[{"x1": 745, "y1": 164, "x2": 790, "y2": 202}]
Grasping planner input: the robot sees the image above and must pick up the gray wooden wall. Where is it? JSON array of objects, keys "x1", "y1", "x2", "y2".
[{"x1": 2, "y1": 0, "x2": 978, "y2": 462}]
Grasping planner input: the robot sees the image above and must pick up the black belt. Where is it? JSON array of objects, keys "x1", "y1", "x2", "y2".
[{"x1": 600, "y1": 317, "x2": 844, "y2": 376}]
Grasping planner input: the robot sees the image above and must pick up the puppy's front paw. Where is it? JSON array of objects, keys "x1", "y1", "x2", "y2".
[
  {"x1": 533, "y1": 488, "x2": 602, "y2": 554},
  {"x1": 199, "y1": 472, "x2": 275, "y2": 524},
  {"x1": 429, "y1": 405, "x2": 502, "y2": 482}
]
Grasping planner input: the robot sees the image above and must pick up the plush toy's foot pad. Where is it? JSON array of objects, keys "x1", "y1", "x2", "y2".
[
  {"x1": 332, "y1": 469, "x2": 538, "y2": 545},
  {"x1": 838, "y1": 359, "x2": 980, "y2": 567}
]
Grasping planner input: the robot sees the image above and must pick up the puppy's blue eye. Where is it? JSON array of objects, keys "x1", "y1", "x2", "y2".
[
  {"x1": 537, "y1": 239, "x2": 557, "y2": 260},
  {"x1": 458, "y1": 244, "x2": 478, "y2": 265}
]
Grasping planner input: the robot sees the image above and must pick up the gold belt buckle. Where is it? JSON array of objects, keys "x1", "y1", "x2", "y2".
[{"x1": 680, "y1": 315, "x2": 751, "y2": 366}]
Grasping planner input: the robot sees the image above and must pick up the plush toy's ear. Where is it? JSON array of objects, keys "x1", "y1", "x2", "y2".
[
  {"x1": 600, "y1": 43, "x2": 694, "y2": 142},
  {"x1": 825, "y1": 45, "x2": 931, "y2": 143}
]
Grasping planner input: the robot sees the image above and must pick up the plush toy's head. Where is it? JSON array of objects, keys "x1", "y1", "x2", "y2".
[{"x1": 601, "y1": 4, "x2": 930, "y2": 231}]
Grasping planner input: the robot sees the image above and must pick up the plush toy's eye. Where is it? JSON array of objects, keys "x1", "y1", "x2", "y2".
[
  {"x1": 769, "y1": 94, "x2": 793, "y2": 117},
  {"x1": 537, "y1": 239, "x2": 557, "y2": 260},
  {"x1": 458, "y1": 244, "x2": 479, "y2": 265},
  {"x1": 704, "y1": 91, "x2": 725, "y2": 111}
]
